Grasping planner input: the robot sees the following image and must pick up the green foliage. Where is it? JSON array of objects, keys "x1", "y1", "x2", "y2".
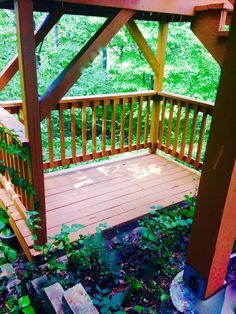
[
  {"x1": 0, "y1": 11, "x2": 219, "y2": 102},
  {"x1": 4, "y1": 295, "x2": 35, "y2": 314}
]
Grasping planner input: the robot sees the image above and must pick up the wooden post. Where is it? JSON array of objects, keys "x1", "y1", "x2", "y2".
[
  {"x1": 183, "y1": 5, "x2": 236, "y2": 299},
  {"x1": 154, "y1": 19, "x2": 169, "y2": 91},
  {"x1": 150, "y1": 19, "x2": 168, "y2": 154},
  {"x1": 14, "y1": 0, "x2": 47, "y2": 245}
]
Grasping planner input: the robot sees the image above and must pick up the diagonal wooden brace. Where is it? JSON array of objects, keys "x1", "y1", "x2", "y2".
[
  {"x1": 40, "y1": 9, "x2": 135, "y2": 120},
  {"x1": 0, "y1": 7, "x2": 63, "y2": 92},
  {"x1": 126, "y1": 19, "x2": 160, "y2": 74}
]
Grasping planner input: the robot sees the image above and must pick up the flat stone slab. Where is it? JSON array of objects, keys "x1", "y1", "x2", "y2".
[
  {"x1": 44, "y1": 282, "x2": 65, "y2": 314},
  {"x1": 63, "y1": 284, "x2": 99, "y2": 314},
  {"x1": 0, "y1": 263, "x2": 17, "y2": 282},
  {"x1": 170, "y1": 271, "x2": 236, "y2": 314},
  {"x1": 31, "y1": 275, "x2": 50, "y2": 297}
]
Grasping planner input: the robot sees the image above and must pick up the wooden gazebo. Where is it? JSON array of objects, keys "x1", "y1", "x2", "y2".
[{"x1": 0, "y1": 0, "x2": 235, "y2": 301}]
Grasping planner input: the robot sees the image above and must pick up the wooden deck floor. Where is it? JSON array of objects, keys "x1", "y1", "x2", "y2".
[
  {"x1": 44, "y1": 153, "x2": 199, "y2": 240},
  {"x1": 10, "y1": 152, "x2": 200, "y2": 257}
]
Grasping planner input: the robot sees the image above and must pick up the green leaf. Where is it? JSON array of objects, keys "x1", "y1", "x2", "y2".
[
  {"x1": 71, "y1": 223, "x2": 85, "y2": 231},
  {"x1": 18, "y1": 296, "x2": 31, "y2": 308},
  {"x1": 22, "y1": 305, "x2": 35, "y2": 314},
  {"x1": 7, "y1": 248, "x2": 17, "y2": 262},
  {"x1": 133, "y1": 305, "x2": 144, "y2": 313},
  {"x1": 32, "y1": 234, "x2": 38, "y2": 241},
  {"x1": 1, "y1": 228, "x2": 12, "y2": 237},
  {"x1": 61, "y1": 224, "x2": 71, "y2": 233}
]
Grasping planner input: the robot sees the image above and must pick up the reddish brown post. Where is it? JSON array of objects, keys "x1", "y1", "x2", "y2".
[
  {"x1": 183, "y1": 5, "x2": 236, "y2": 299},
  {"x1": 14, "y1": 0, "x2": 47, "y2": 245}
]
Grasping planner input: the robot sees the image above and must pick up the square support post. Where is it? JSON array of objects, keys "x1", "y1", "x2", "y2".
[
  {"x1": 183, "y1": 5, "x2": 236, "y2": 299},
  {"x1": 150, "y1": 19, "x2": 168, "y2": 154},
  {"x1": 14, "y1": 0, "x2": 47, "y2": 245}
]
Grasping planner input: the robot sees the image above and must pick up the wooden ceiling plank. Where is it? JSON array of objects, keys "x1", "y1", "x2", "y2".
[{"x1": 52, "y1": 0, "x2": 233, "y2": 16}]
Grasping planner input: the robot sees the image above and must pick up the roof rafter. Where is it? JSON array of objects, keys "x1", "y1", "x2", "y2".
[
  {"x1": 0, "y1": 7, "x2": 64, "y2": 92},
  {"x1": 40, "y1": 9, "x2": 135, "y2": 120},
  {"x1": 126, "y1": 20, "x2": 160, "y2": 74}
]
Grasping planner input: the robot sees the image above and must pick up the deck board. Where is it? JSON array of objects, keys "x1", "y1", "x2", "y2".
[{"x1": 44, "y1": 153, "x2": 199, "y2": 240}]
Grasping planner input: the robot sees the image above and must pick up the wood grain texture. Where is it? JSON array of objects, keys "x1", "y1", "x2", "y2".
[{"x1": 15, "y1": 0, "x2": 47, "y2": 244}]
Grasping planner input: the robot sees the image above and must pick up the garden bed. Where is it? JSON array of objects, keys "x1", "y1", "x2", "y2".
[{"x1": 0, "y1": 197, "x2": 197, "y2": 313}]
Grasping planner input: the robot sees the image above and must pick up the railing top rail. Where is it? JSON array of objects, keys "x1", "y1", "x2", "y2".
[
  {"x1": 0, "y1": 91, "x2": 158, "y2": 109},
  {"x1": 158, "y1": 91, "x2": 215, "y2": 109},
  {"x1": 0, "y1": 106, "x2": 28, "y2": 146},
  {"x1": 59, "y1": 90, "x2": 157, "y2": 103}
]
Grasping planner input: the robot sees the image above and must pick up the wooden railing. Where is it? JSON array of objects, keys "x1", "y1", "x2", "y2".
[
  {"x1": 155, "y1": 92, "x2": 214, "y2": 169},
  {"x1": 41, "y1": 91, "x2": 156, "y2": 169},
  {"x1": 0, "y1": 106, "x2": 31, "y2": 217},
  {"x1": 0, "y1": 90, "x2": 214, "y2": 172}
]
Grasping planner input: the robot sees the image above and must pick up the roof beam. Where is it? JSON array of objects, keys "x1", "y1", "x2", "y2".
[
  {"x1": 40, "y1": 9, "x2": 135, "y2": 120},
  {"x1": 0, "y1": 7, "x2": 63, "y2": 92},
  {"x1": 126, "y1": 20, "x2": 160, "y2": 74},
  {"x1": 52, "y1": 0, "x2": 233, "y2": 16}
]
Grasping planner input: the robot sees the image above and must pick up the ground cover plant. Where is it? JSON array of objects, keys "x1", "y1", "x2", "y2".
[{"x1": 0, "y1": 195, "x2": 196, "y2": 313}]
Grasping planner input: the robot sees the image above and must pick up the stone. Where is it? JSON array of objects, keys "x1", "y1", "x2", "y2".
[
  {"x1": 0, "y1": 263, "x2": 17, "y2": 282},
  {"x1": 31, "y1": 275, "x2": 50, "y2": 297},
  {"x1": 63, "y1": 283, "x2": 99, "y2": 314},
  {"x1": 170, "y1": 271, "x2": 236, "y2": 314},
  {"x1": 44, "y1": 282, "x2": 65, "y2": 314}
]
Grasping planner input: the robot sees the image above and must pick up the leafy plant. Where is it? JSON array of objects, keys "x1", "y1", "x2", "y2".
[{"x1": 5, "y1": 295, "x2": 35, "y2": 314}]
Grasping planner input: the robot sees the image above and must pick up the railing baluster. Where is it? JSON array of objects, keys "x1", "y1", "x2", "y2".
[
  {"x1": 195, "y1": 108, "x2": 208, "y2": 168},
  {"x1": 165, "y1": 98, "x2": 174, "y2": 153},
  {"x1": 158, "y1": 97, "x2": 167, "y2": 149},
  {"x1": 179, "y1": 103, "x2": 190, "y2": 160},
  {"x1": 150, "y1": 96, "x2": 161, "y2": 154},
  {"x1": 102, "y1": 100, "x2": 107, "y2": 157},
  {"x1": 172, "y1": 100, "x2": 181, "y2": 156},
  {"x1": 71, "y1": 103, "x2": 77, "y2": 163},
  {"x1": 187, "y1": 106, "x2": 198, "y2": 163},
  {"x1": 47, "y1": 111, "x2": 54, "y2": 168},
  {"x1": 111, "y1": 99, "x2": 117, "y2": 155},
  {"x1": 144, "y1": 96, "x2": 150, "y2": 148},
  {"x1": 136, "y1": 96, "x2": 143, "y2": 150},
  {"x1": 92, "y1": 101, "x2": 97, "y2": 158},
  {"x1": 128, "y1": 97, "x2": 134, "y2": 151},
  {"x1": 59, "y1": 105, "x2": 66, "y2": 165},
  {"x1": 120, "y1": 98, "x2": 125, "y2": 153},
  {"x1": 82, "y1": 102, "x2": 87, "y2": 160}
]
